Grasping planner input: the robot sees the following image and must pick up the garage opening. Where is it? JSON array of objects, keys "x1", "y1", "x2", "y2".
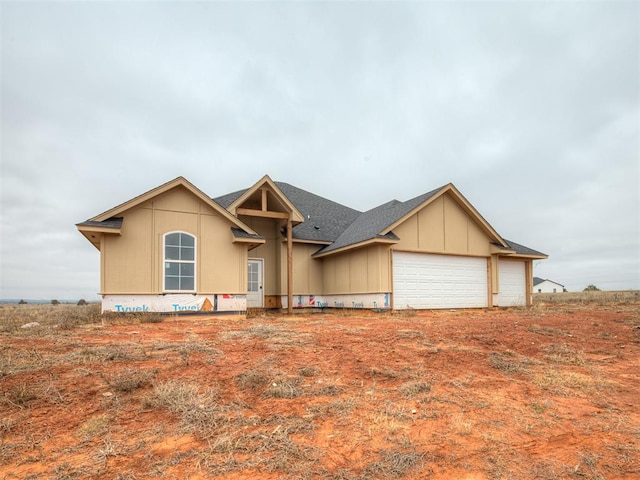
[
  {"x1": 393, "y1": 252, "x2": 488, "y2": 309},
  {"x1": 497, "y1": 260, "x2": 526, "y2": 307}
]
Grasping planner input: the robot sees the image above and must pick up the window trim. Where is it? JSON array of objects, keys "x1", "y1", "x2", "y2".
[{"x1": 163, "y1": 231, "x2": 197, "y2": 293}]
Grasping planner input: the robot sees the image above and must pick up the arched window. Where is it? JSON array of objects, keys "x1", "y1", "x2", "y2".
[{"x1": 164, "y1": 232, "x2": 196, "y2": 292}]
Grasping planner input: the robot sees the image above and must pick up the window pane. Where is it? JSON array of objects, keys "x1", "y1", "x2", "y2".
[
  {"x1": 180, "y1": 234, "x2": 195, "y2": 247},
  {"x1": 165, "y1": 233, "x2": 180, "y2": 246},
  {"x1": 181, "y1": 247, "x2": 195, "y2": 261},
  {"x1": 165, "y1": 276, "x2": 180, "y2": 290},
  {"x1": 165, "y1": 262, "x2": 179, "y2": 276},
  {"x1": 180, "y1": 263, "x2": 194, "y2": 276},
  {"x1": 181, "y1": 277, "x2": 194, "y2": 291},
  {"x1": 165, "y1": 246, "x2": 180, "y2": 261}
]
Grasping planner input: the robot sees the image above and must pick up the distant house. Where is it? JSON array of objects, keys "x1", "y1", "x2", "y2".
[
  {"x1": 533, "y1": 277, "x2": 564, "y2": 293},
  {"x1": 77, "y1": 175, "x2": 547, "y2": 314}
]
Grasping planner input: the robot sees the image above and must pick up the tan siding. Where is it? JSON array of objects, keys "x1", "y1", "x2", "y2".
[
  {"x1": 349, "y1": 249, "x2": 368, "y2": 292},
  {"x1": 291, "y1": 244, "x2": 323, "y2": 295},
  {"x1": 418, "y1": 196, "x2": 445, "y2": 251},
  {"x1": 394, "y1": 215, "x2": 419, "y2": 250},
  {"x1": 443, "y1": 194, "x2": 468, "y2": 253},
  {"x1": 322, "y1": 256, "x2": 337, "y2": 294},
  {"x1": 366, "y1": 247, "x2": 381, "y2": 291},
  {"x1": 335, "y1": 255, "x2": 350, "y2": 292},
  {"x1": 103, "y1": 207, "x2": 153, "y2": 293},
  {"x1": 393, "y1": 193, "x2": 491, "y2": 257},
  {"x1": 199, "y1": 212, "x2": 246, "y2": 293},
  {"x1": 153, "y1": 210, "x2": 198, "y2": 238},
  {"x1": 321, "y1": 245, "x2": 391, "y2": 294},
  {"x1": 467, "y1": 219, "x2": 491, "y2": 255},
  {"x1": 102, "y1": 186, "x2": 247, "y2": 295},
  {"x1": 151, "y1": 186, "x2": 201, "y2": 213}
]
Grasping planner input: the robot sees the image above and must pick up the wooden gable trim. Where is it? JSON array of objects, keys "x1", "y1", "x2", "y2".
[
  {"x1": 227, "y1": 174, "x2": 305, "y2": 223},
  {"x1": 90, "y1": 177, "x2": 260, "y2": 236},
  {"x1": 380, "y1": 183, "x2": 508, "y2": 248}
]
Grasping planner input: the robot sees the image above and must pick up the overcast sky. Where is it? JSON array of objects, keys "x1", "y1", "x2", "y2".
[{"x1": 1, "y1": 1, "x2": 638, "y2": 300}]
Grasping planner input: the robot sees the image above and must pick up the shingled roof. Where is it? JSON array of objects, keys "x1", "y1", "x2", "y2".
[
  {"x1": 503, "y1": 239, "x2": 547, "y2": 257},
  {"x1": 214, "y1": 179, "x2": 545, "y2": 258},
  {"x1": 315, "y1": 187, "x2": 442, "y2": 255},
  {"x1": 214, "y1": 182, "x2": 362, "y2": 244}
]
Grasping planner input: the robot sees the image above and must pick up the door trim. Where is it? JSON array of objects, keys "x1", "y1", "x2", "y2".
[{"x1": 247, "y1": 258, "x2": 264, "y2": 308}]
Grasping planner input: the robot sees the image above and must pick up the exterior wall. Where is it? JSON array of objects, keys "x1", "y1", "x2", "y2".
[
  {"x1": 392, "y1": 194, "x2": 491, "y2": 256},
  {"x1": 102, "y1": 186, "x2": 247, "y2": 295},
  {"x1": 534, "y1": 280, "x2": 564, "y2": 293},
  {"x1": 282, "y1": 243, "x2": 324, "y2": 295},
  {"x1": 322, "y1": 245, "x2": 391, "y2": 295}
]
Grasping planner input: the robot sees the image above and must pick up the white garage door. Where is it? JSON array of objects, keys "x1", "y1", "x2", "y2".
[
  {"x1": 497, "y1": 260, "x2": 526, "y2": 306},
  {"x1": 393, "y1": 252, "x2": 488, "y2": 309}
]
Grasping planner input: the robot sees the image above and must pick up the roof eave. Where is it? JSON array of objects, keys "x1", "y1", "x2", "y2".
[
  {"x1": 76, "y1": 224, "x2": 122, "y2": 236},
  {"x1": 312, "y1": 237, "x2": 399, "y2": 258},
  {"x1": 504, "y1": 253, "x2": 549, "y2": 260},
  {"x1": 289, "y1": 238, "x2": 333, "y2": 246}
]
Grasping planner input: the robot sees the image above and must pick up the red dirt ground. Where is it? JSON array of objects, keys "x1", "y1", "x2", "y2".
[{"x1": 1, "y1": 301, "x2": 639, "y2": 479}]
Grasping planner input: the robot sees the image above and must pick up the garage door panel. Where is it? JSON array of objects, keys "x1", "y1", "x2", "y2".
[
  {"x1": 497, "y1": 261, "x2": 526, "y2": 306},
  {"x1": 393, "y1": 252, "x2": 488, "y2": 309}
]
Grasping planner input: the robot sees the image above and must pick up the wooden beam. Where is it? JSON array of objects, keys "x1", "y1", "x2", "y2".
[
  {"x1": 237, "y1": 208, "x2": 290, "y2": 219},
  {"x1": 261, "y1": 188, "x2": 267, "y2": 211},
  {"x1": 287, "y1": 218, "x2": 293, "y2": 314}
]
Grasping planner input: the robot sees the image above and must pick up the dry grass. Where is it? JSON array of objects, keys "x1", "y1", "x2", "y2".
[
  {"x1": 543, "y1": 343, "x2": 586, "y2": 366},
  {"x1": 487, "y1": 351, "x2": 539, "y2": 375},
  {"x1": 1, "y1": 300, "x2": 638, "y2": 479},
  {"x1": 399, "y1": 381, "x2": 432, "y2": 397},
  {"x1": 361, "y1": 449, "x2": 425, "y2": 478},
  {"x1": 101, "y1": 368, "x2": 157, "y2": 393},
  {"x1": 143, "y1": 380, "x2": 225, "y2": 439},
  {"x1": 534, "y1": 290, "x2": 639, "y2": 305},
  {"x1": 0, "y1": 303, "x2": 102, "y2": 333},
  {"x1": 2, "y1": 382, "x2": 39, "y2": 408},
  {"x1": 533, "y1": 368, "x2": 608, "y2": 396}
]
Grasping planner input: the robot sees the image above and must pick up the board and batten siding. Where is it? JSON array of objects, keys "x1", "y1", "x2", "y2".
[
  {"x1": 101, "y1": 186, "x2": 247, "y2": 295},
  {"x1": 322, "y1": 245, "x2": 391, "y2": 295},
  {"x1": 391, "y1": 194, "x2": 492, "y2": 256}
]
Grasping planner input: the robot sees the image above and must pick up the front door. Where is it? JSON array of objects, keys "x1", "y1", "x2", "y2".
[{"x1": 247, "y1": 259, "x2": 264, "y2": 308}]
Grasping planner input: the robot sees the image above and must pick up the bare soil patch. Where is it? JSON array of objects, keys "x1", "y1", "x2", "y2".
[{"x1": 1, "y1": 298, "x2": 639, "y2": 479}]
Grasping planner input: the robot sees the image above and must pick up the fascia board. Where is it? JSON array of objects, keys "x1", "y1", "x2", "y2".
[
  {"x1": 501, "y1": 253, "x2": 549, "y2": 260},
  {"x1": 76, "y1": 224, "x2": 121, "y2": 236},
  {"x1": 312, "y1": 237, "x2": 398, "y2": 259}
]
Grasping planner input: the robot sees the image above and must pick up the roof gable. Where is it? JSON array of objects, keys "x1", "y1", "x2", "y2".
[
  {"x1": 313, "y1": 183, "x2": 510, "y2": 257},
  {"x1": 381, "y1": 184, "x2": 506, "y2": 246},
  {"x1": 82, "y1": 176, "x2": 260, "y2": 236},
  {"x1": 214, "y1": 180, "x2": 362, "y2": 244},
  {"x1": 224, "y1": 175, "x2": 305, "y2": 223}
]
